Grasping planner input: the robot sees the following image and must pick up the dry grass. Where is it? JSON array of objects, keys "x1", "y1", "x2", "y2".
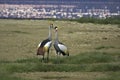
[
  {"x1": 1, "y1": 19, "x2": 120, "y2": 61},
  {"x1": 0, "y1": 19, "x2": 120, "y2": 80},
  {"x1": 14, "y1": 72, "x2": 107, "y2": 80}
]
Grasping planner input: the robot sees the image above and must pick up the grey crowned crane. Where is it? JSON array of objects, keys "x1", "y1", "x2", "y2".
[
  {"x1": 37, "y1": 24, "x2": 53, "y2": 62},
  {"x1": 54, "y1": 26, "x2": 69, "y2": 62}
]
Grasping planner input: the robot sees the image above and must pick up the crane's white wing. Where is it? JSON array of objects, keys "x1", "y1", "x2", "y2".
[
  {"x1": 44, "y1": 41, "x2": 52, "y2": 48},
  {"x1": 58, "y1": 44, "x2": 67, "y2": 52}
]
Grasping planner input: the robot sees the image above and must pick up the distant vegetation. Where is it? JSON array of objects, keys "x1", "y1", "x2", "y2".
[
  {"x1": 1, "y1": 15, "x2": 120, "y2": 24},
  {"x1": 47, "y1": 16, "x2": 120, "y2": 24},
  {"x1": 74, "y1": 16, "x2": 120, "y2": 24}
]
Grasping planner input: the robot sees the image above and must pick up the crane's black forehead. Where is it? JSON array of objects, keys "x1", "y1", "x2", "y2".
[{"x1": 54, "y1": 26, "x2": 58, "y2": 29}]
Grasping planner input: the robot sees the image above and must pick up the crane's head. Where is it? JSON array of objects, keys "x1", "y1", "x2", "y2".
[
  {"x1": 50, "y1": 23, "x2": 53, "y2": 28},
  {"x1": 54, "y1": 26, "x2": 58, "y2": 31}
]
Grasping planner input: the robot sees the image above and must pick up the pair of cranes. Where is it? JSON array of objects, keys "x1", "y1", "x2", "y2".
[{"x1": 37, "y1": 24, "x2": 69, "y2": 62}]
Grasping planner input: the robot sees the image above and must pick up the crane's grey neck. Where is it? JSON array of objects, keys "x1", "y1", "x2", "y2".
[
  {"x1": 48, "y1": 25, "x2": 52, "y2": 40},
  {"x1": 55, "y1": 30, "x2": 58, "y2": 41}
]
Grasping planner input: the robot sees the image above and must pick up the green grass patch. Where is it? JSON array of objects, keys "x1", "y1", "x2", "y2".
[
  {"x1": 42, "y1": 76, "x2": 69, "y2": 79},
  {"x1": 14, "y1": 52, "x2": 119, "y2": 64},
  {"x1": 0, "y1": 51, "x2": 120, "y2": 80},
  {"x1": 2, "y1": 62, "x2": 120, "y2": 73},
  {"x1": 53, "y1": 52, "x2": 117, "y2": 64},
  {"x1": 0, "y1": 52, "x2": 119, "y2": 73},
  {"x1": 95, "y1": 46, "x2": 115, "y2": 50},
  {"x1": 15, "y1": 58, "x2": 39, "y2": 63}
]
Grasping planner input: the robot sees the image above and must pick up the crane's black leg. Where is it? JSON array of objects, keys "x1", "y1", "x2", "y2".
[
  {"x1": 47, "y1": 51, "x2": 49, "y2": 63},
  {"x1": 41, "y1": 55, "x2": 44, "y2": 62},
  {"x1": 57, "y1": 52, "x2": 60, "y2": 64}
]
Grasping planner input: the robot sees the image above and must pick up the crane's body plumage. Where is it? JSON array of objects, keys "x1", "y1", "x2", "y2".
[
  {"x1": 37, "y1": 24, "x2": 53, "y2": 62},
  {"x1": 54, "y1": 41, "x2": 69, "y2": 56},
  {"x1": 37, "y1": 39, "x2": 52, "y2": 55},
  {"x1": 54, "y1": 27, "x2": 69, "y2": 56}
]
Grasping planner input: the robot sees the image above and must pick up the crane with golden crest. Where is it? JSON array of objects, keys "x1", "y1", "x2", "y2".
[
  {"x1": 53, "y1": 26, "x2": 69, "y2": 63},
  {"x1": 37, "y1": 24, "x2": 53, "y2": 62}
]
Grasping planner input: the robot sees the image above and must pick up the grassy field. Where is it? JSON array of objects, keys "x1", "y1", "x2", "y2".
[{"x1": 0, "y1": 19, "x2": 120, "y2": 80}]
